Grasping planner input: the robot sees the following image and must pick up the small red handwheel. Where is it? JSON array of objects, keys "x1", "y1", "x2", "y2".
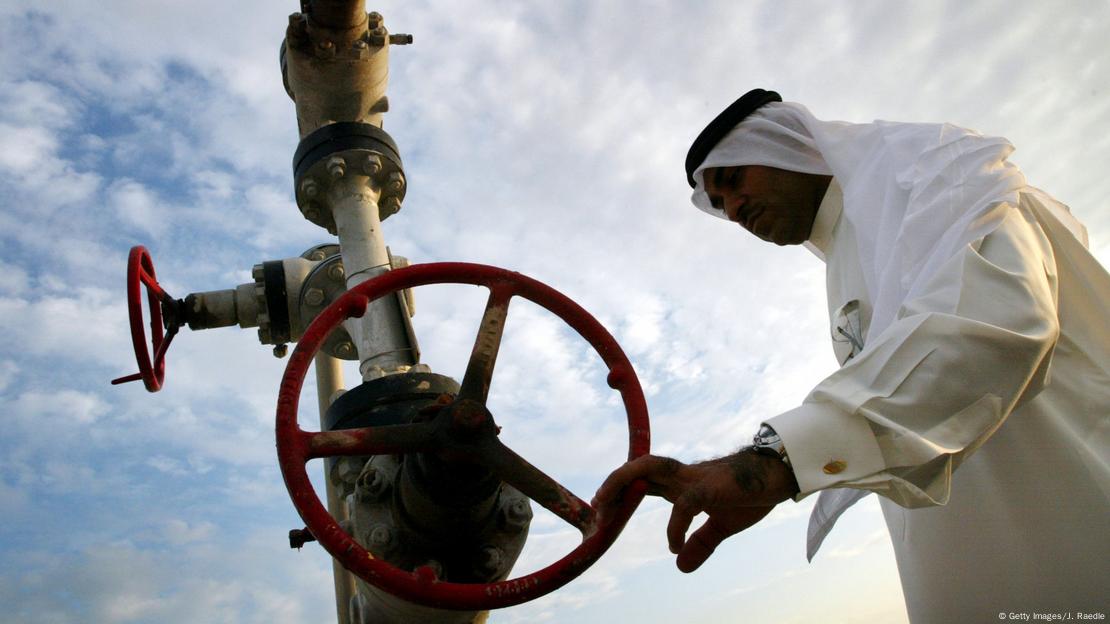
[
  {"x1": 111, "y1": 245, "x2": 178, "y2": 392},
  {"x1": 276, "y1": 262, "x2": 650, "y2": 610}
]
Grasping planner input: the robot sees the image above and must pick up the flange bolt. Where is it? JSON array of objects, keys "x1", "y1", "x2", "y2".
[
  {"x1": 363, "y1": 154, "x2": 382, "y2": 176},
  {"x1": 327, "y1": 156, "x2": 346, "y2": 179},
  {"x1": 328, "y1": 262, "x2": 345, "y2": 282},
  {"x1": 501, "y1": 498, "x2": 532, "y2": 533},
  {"x1": 368, "y1": 525, "x2": 394, "y2": 553},
  {"x1": 356, "y1": 466, "x2": 389, "y2": 501},
  {"x1": 475, "y1": 545, "x2": 503, "y2": 578},
  {"x1": 304, "y1": 288, "x2": 325, "y2": 307},
  {"x1": 387, "y1": 171, "x2": 405, "y2": 193}
]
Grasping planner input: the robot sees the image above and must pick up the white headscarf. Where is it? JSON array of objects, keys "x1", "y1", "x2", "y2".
[{"x1": 691, "y1": 103, "x2": 832, "y2": 217}]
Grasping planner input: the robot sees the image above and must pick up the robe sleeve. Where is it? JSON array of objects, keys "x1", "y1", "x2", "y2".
[{"x1": 766, "y1": 200, "x2": 1060, "y2": 508}]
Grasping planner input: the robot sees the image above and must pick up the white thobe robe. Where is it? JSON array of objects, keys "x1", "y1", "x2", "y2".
[{"x1": 768, "y1": 180, "x2": 1110, "y2": 622}]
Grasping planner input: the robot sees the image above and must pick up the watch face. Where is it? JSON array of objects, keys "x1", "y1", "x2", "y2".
[{"x1": 755, "y1": 433, "x2": 781, "y2": 447}]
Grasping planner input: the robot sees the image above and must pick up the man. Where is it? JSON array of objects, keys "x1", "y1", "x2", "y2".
[{"x1": 593, "y1": 90, "x2": 1109, "y2": 621}]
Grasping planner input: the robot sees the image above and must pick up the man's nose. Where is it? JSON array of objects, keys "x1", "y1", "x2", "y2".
[{"x1": 725, "y1": 197, "x2": 746, "y2": 223}]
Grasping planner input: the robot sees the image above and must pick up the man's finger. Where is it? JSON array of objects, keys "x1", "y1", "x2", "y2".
[
  {"x1": 676, "y1": 517, "x2": 730, "y2": 573},
  {"x1": 592, "y1": 455, "x2": 683, "y2": 508},
  {"x1": 666, "y1": 490, "x2": 702, "y2": 555}
]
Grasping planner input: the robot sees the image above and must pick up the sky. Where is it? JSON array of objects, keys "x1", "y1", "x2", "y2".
[{"x1": 1, "y1": 1, "x2": 1107, "y2": 622}]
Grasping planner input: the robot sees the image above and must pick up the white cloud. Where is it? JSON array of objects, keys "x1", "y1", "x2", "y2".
[
  {"x1": 162, "y1": 519, "x2": 216, "y2": 545},
  {"x1": 108, "y1": 179, "x2": 168, "y2": 237},
  {"x1": 0, "y1": 123, "x2": 58, "y2": 174},
  {"x1": 0, "y1": 287, "x2": 128, "y2": 368},
  {"x1": 0, "y1": 535, "x2": 335, "y2": 624},
  {"x1": 8, "y1": 388, "x2": 109, "y2": 426}
]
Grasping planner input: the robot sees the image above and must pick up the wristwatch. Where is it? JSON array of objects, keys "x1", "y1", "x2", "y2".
[{"x1": 751, "y1": 423, "x2": 791, "y2": 468}]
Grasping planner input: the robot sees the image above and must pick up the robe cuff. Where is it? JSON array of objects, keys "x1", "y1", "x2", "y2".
[{"x1": 766, "y1": 402, "x2": 887, "y2": 499}]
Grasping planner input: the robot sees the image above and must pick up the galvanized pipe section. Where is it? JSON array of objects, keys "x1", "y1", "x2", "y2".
[
  {"x1": 313, "y1": 352, "x2": 355, "y2": 624},
  {"x1": 328, "y1": 182, "x2": 416, "y2": 380}
]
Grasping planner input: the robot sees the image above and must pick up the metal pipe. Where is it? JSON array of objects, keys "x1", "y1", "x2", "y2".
[
  {"x1": 313, "y1": 352, "x2": 355, "y2": 623},
  {"x1": 329, "y1": 185, "x2": 417, "y2": 380},
  {"x1": 307, "y1": 0, "x2": 368, "y2": 30},
  {"x1": 284, "y1": 1, "x2": 391, "y2": 138}
]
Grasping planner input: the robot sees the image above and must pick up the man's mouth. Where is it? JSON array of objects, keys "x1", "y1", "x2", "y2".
[{"x1": 740, "y1": 208, "x2": 763, "y2": 231}]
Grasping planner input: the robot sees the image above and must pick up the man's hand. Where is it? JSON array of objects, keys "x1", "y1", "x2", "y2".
[{"x1": 592, "y1": 449, "x2": 800, "y2": 573}]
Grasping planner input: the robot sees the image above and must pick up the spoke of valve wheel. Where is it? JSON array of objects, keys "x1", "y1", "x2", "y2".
[
  {"x1": 140, "y1": 269, "x2": 165, "y2": 298},
  {"x1": 482, "y1": 438, "x2": 595, "y2": 534},
  {"x1": 152, "y1": 324, "x2": 179, "y2": 366},
  {"x1": 457, "y1": 288, "x2": 513, "y2": 404},
  {"x1": 305, "y1": 421, "x2": 439, "y2": 459},
  {"x1": 110, "y1": 372, "x2": 143, "y2": 385}
]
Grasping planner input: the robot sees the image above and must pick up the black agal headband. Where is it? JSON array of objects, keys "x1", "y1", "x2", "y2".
[{"x1": 684, "y1": 89, "x2": 782, "y2": 188}]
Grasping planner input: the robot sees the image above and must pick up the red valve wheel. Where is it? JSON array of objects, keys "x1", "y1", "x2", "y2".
[
  {"x1": 276, "y1": 262, "x2": 650, "y2": 610},
  {"x1": 111, "y1": 245, "x2": 178, "y2": 392}
]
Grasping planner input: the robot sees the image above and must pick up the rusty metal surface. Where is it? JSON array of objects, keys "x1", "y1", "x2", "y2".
[
  {"x1": 276, "y1": 262, "x2": 651, "y2": 610},
  {"x1": 304, "y1": 421, "x2": 438, "y2": 459},
  {"x1": 306, "y1": 0, "x2": 367, "y2": 31},
  {"x1": 478, "y1": 437, "x2": 595, "y2": 534},
  {"x1": 457, "y1": 286, "x2": 512, "y2": 404}
]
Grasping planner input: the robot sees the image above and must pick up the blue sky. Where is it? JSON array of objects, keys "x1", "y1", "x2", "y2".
[{"x1": 1, "y1": 1, "x2": 1107, "y2": 622}]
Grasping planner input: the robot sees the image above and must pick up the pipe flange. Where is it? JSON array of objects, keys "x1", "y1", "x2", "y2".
[
  {"x1": 299, "y1": 254, "x2": 358, "y2": 360},
  {"x1": 247, "y1": 258, "x2": 290, "y2": 344},
  {"x1": 347, "y1": 453, "x2": 531, "y2": 585},
  {"x1": 293, "y1": 124, "x2": 407, "y2": 232}
]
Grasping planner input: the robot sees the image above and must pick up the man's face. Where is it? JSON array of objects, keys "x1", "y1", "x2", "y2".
[{"x1": 701, "y1": 165, "x2": 830, "y2": 246}]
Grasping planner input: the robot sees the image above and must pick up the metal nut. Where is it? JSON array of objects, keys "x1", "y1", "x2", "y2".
[
  {"x1": 315, "y1": 39, "x2": 336, "y2": 59},
  {"x1": 336, "y1": 341, "x2": 355, "y2": 357},
  {"x1": 380, "y1": 196, "x2": 401, "y2": 215},
  {"x1": 327, "y1": 156, "x2": 346, "y2": 179},
  {"x1": 363, "y1": 154, "x2": 382, "y2": 176},
  {"x1": 355, "y1": 466, "x2": 389, "y2": 501},
  {"x1": 501, "y1": 498, "x2": 532, "y2": 533},
  {"x1": 300, "y1": 179, "x2": 318, "y2": 198},
  {"x1": 328, "y1": 262, "x2": 345, "y2": 282},
  {"x1": 475, "y1": 546, "x2": 503, "y2": 578},
  {"x1": 304, "y1": 287, "x2": 325, "y2": 306},
  {"x1": 387, "y1": 171, "x2": 405, "y2": 193},
  {"x1": 331, "y1": 457, "x2": 362, "y2": 487},
  {"x1": 368, "y1": 525, "x2": 394, "y2": 551}
]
